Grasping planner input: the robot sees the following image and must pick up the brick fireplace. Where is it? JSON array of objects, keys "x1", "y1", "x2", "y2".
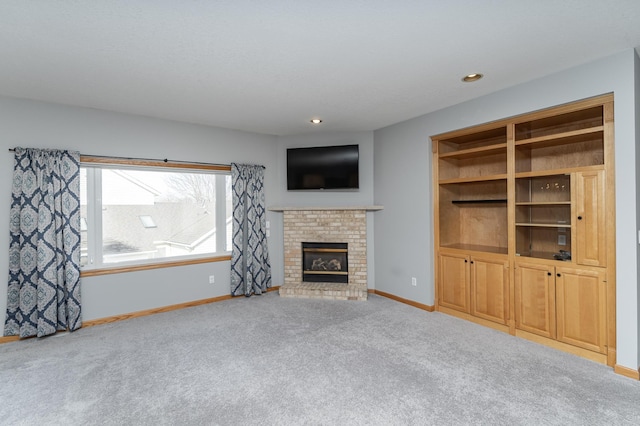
[{"x1": 271, "y1": 206, "x2": 382, "y2": 300}]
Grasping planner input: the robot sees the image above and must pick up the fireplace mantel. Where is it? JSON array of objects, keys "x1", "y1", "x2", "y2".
[{"x1": 269, "y1": 205, "x2": 383, "y2": 212}]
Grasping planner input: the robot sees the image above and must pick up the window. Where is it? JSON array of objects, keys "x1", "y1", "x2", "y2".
[
  {"x1": 138, "y1": 215, "x2": 157, "y2": 228},
  {"x1": 80, "y1": 159, "x2": 232, "y2": 271}
]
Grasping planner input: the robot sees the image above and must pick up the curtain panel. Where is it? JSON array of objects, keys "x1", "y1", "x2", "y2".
[
  {"x1": 4, "y1": 147, "x2": 82, "y2": 338},
  {"x1": 230, "y1": 163, "x2": 271, "y2": 296}
]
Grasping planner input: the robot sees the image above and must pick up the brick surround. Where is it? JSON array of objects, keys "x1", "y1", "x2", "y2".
[{"x1": 277, "y1": 208, "x2": 373, "y2": 300}]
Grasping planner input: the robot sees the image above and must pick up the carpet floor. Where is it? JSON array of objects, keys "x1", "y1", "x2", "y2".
[{"x1": 1, "y1": 292, "x2": 640, "y2": 425}]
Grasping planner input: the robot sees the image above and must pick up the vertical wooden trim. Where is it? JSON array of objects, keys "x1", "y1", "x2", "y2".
[
  {"x1": 465, "y1": 254, "x2": 471, "y2": 314},
  {"x1": 506, "y1": 123, "x2": 516, "y2": 332},
  {"x1": 570, "y1": 172, "x2": 578, "y2": 266},
  {"x1": 607, "y1": 348, "x2": 617, "y2": 369},
  {"x1": 432, "y1": 136, "x2": 441, "y2": 310},
  {"x1": 603, "y1": 99, "x2": 616, "y2": 367}
]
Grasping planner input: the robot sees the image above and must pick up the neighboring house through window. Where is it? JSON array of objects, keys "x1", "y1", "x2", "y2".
[{"x1": 80, "y1": 159, "x2": 232, "y2": 270}]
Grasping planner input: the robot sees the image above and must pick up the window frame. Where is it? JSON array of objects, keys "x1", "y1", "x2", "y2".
[{"x1": 80, "y1": 156, "x2": 232, "y2": 277}]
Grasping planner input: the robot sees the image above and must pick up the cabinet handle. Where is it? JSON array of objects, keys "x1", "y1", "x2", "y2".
[
  {"x1": 470, "y1": 261, "x2": 474, "y2": 264},
  {"x1": 557, "y1": 273, "x2": 561, "y2": 277},
  {"x1": 464, "y1": 259, "x2": 468, "y2": 263},
  {"x1": 577, "y1": 215, "x2": 583, "y2": 220},
  {"x1": 547, "y1": 272, "x2": 552, "y2": 276}
]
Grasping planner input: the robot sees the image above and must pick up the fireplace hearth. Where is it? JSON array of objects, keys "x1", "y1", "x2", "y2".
[{"x1": 302, "y1": 242, "x2": 348, "y2": 283}]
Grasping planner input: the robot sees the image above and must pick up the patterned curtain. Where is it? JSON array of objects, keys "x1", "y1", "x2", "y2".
[
  {"x1": 230, "y1": 163, "x2": 271, "y2": 296},
  {"x1": 4, "y1": 148, "x2": 82, "y2": 338}
]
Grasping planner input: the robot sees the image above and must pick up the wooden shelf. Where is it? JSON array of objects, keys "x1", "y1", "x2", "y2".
[
  {"x1": 438, "y1": 143, "x2": 507, "y2": 160},
  {"x1": 516, "y1": 201, "x2": 571, "y2": 206},
  {"x1": 440, "y1": 243, "x2": 508, "y2": 255},
  {"x1": 515, "y1": 251, "x2": 572, "y2": 261},
  {"x1": 515, "y1": 126, "x2": 604, "y2": 149},
  {"x1": 436, "y1": 126, "x2": 507, "y2": 153},
  {"x1": 514, "y1": 165, "x2": 602, "y2": 179},
  {"x1": 452, "y1": 199, "x2": 507, "y2": 205},
  {"x1": 516, "y1": 223, "x2": 571, "y2": 228},
  {"x1": 439, "y1": 174, "x2": 507, "y2": 184}
]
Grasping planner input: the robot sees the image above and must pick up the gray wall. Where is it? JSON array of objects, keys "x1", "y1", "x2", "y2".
[
  {"x1": 274, "y1": 131, "x2": 376, "y2": 289},
  {"x1": 1, "y1": 49, "x2": 638, "y2": 371},
  {"x1": 0, "y1": 96, "x2": 281, "y2": 321},
  {"x1": 373, "y1": 49, "x2": 639, "y2": 369},
  {"x1": 635, "y1": 49, "x2": 640, "y2": 364}
]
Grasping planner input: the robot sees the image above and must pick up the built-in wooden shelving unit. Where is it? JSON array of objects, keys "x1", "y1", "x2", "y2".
[{"x1": 431, "y1": 94, "x2": 615, "y2": 368}]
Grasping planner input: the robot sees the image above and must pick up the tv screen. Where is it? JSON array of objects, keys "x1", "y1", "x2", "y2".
[{"x1": 287, "y1": 144, "x2": 359, "y2": 190}]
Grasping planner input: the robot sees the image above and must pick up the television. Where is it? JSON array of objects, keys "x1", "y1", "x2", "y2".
[{"x1": 287, "y1": 144, "x2": 359, "y2": 190}]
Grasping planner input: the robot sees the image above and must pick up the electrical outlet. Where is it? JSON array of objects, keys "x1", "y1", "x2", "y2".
[
  {"x1": 411, "y1": 277, "x2": 417, "y2": 286},
  {"x1": 209, "y1": 275, "x2": 215, "y2": 284}
]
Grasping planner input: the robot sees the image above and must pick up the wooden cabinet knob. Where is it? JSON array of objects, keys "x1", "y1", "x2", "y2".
[
  {"x1": 547, "y1": 272, "x2": 552, "y2": 276},
  {"x1": 577, "y1": 215, "x2": 583, "y2": 220},
  {"x1": 557, "y1": 273, "x2": 561, "y2": 277}
]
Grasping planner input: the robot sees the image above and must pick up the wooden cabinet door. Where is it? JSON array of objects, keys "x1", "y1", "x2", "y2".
[
  {"x1": 555, "y1": 266, "x2": 607, "y2": 354},
  {"x1": 438, "y1": 253, "x2": 470, "y2": 313},
  {"x1": 575, "y1": 170, "x2": 606, "y2": 267},
  {"x1": 471, "y1": 256, "x2": 509, "y2": 325},
  {"x1": 515, "y1": 262, "x2": 556, "y2": 339}
]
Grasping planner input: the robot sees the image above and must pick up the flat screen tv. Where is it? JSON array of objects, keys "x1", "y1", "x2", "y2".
[{"x1": 287, "y1": 144, "x2": 359, "y2": 190}]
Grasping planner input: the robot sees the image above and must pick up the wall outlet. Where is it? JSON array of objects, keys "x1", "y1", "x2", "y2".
[
  {"x1": 411, "y1": 277, "x2": 417, "y2": 286},
  {"x1": 209, "y1": 275, "x2": 215, "y2": 284}
]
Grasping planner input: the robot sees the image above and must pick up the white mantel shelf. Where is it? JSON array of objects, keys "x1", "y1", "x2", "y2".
[{"x1": 269, "y1": 205, "x2": 383, "y2": 212}]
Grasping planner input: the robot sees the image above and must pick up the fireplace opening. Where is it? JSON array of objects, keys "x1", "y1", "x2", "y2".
[{"x1": 302, "y1": 242, "x2": 348, "y2": 283}]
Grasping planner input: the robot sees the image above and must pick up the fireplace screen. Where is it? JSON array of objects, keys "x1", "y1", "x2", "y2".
[{"x1": 302, "y1": 242, "x2": 348, "y2": 283}]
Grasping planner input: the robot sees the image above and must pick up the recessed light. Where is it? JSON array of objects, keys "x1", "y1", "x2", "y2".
[
  {"x1": 462, "y1": 73, "x2": 483, "y2": 82},
  {"x1": 310, "y1": 118, "x2": 323, "y2": 124}
]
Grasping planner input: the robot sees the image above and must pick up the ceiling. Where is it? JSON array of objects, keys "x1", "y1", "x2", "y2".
[{"x1": 1, "y1": 1, "x2": 640, "y2": 136}]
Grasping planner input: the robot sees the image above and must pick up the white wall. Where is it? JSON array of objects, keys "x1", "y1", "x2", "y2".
[
  {"x1": 274, "y1": 131, "x2": 376, "y2": 289},
  {"x1": 373, "y1": 49, "x2": 639, "y2": 370},
  {"x1": 0, "y1": 96, "x2": 280, "y2": 321}
]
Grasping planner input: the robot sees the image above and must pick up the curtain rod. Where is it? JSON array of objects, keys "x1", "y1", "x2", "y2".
[{"x1": 7, "y1": 149, "x2": 263, "y2": 169}]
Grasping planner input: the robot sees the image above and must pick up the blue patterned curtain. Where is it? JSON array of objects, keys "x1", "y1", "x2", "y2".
[
  {"x1": 4, "y1": 148, "x2": 82, "y2": 338},
  {"x1": 231, "y1": 163, "x2": 271, "y2": 296}
]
